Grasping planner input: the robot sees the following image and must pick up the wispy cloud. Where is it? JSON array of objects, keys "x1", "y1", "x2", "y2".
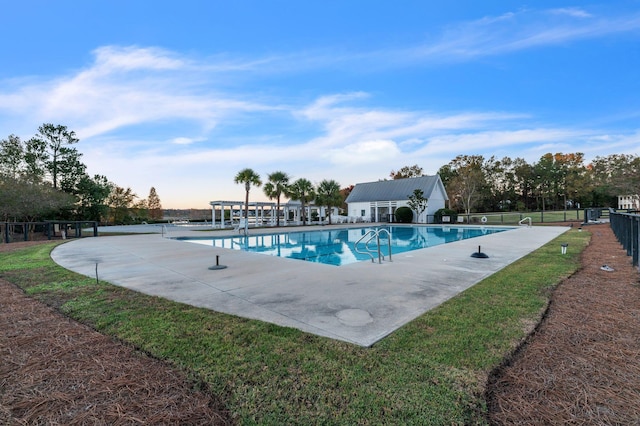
[
  {"x1": 212, "y1": 7, "x2": 640, "y2": 73},
  {"x1": 548, "y1": 8, "x2": 593, "y2": 19},
  {"x1": 0, "y1": 45, "x2": 279, "y2": 140},
  {"x1": 299, "y1": 93, "x2": 529, "y2": 164},
  {"x1": 92, "y1": 46, "x2": 186, "y2": 73},
  {"x1": 402, "y1": 8, "x2": 640, "y2": 62}
]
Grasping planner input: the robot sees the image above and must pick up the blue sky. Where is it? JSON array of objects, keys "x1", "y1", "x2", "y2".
[{"x1": 1, "y1": 1, "x2": 639, "y2": 208}]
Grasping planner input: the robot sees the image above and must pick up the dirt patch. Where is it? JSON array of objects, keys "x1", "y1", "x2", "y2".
[
  {"x1": 487, "y1": 224, "x2": 640, "y2": 424},
  {"x1": 0, "y1": 240, "x2": 53, "y2": 253},
  {"x1": 0, "y1": 242, "x2": 232, "y2": 425}
]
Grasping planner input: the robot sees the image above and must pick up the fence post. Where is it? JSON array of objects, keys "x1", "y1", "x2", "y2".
[{"x1": 634, "y1": 216, "x2": 639, "y2": 268}]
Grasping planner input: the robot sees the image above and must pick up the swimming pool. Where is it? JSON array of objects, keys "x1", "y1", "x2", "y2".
[{"x1": 178, "y1": 225, "x2": 513, "y2": 266}]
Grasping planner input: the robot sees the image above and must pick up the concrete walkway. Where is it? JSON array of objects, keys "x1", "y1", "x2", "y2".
[{"x1": 51, "y1": 224, "x2": 569, "y2": 346}]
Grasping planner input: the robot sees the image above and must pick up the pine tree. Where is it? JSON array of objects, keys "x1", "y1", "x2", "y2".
[{"x1": 147, "y1": 187, "x2": 163, "y2": 220}]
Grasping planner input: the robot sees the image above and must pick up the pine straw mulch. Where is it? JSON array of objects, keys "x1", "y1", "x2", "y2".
[
  {"x1": 0, "y1": 242, "x2": 233, "y2": 424},
  {"x1": 487, "y1": 223, "x2": 640, "y2": 425}
]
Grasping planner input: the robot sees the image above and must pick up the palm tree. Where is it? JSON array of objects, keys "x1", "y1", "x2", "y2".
[
  {"x1": 315, "y1": 179, "x2": 342, "y2": 225},
  {"x1": 287, "y1": 178, "x2": 315, "y2": 226},
  {"x1": 263, "y1": 171, "x2": 290, "y2": 227},
  {"x1": 234, "y1": 168, "x2": 262, "y2": 233}
]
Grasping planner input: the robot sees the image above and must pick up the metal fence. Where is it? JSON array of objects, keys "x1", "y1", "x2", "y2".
[
  {"x1": 421, "y1": 210, "x2": 583, "y2": 225},
  {"x1": 1, "y1": 221, "x2": 98, "y2": 244},
  {"x1": 609, "y1": 211, "x2": 640, "y2": 269}
]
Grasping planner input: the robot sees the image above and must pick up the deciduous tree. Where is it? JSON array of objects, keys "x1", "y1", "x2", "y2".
[
  {"x1": 406, "y1": 189, "x2": 428, "y2": 223},
  {"x1": 443, "y1": 155, "x2": 485, "y2": 216},
  {"x1": 107, "y1": 186, "x2": 137, "y2": 224},
  {"x1": 0, "y1": 178, "x2": 74, "y2": 221},
  {"x1": 390, "y1": 164, "x2": 423, "y2": 180},
  {"x1": 590, "y1": 154, "x2": 640, "y2": 206},
  {"x1": 75, "y1": 175, "x2": 112, "y2": 222}
]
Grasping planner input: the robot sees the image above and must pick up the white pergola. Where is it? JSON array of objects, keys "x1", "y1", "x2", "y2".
[
  {"x1": 209, "y1": 200, "x2": 336, "y2": 228},
  {"x1": 209, "y1": 200, "x2": 276, "y2": 229}
]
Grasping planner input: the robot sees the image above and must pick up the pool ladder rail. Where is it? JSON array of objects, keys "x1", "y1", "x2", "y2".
[
  {"x1": 355, "y1": 228, "x2": 393, "y2": 264},
  {"x1": 518, "y1": 217, "x2": 532, "y2": 227}
]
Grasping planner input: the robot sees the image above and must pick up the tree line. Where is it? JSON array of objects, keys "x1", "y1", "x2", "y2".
[
  {"x1": 240, "y1": 151, "x2": 639, "y2": 228},
  {"x1": 0, "y1": 124, "x2": 162, "y2": 223},
  {"x1": 3, "y1": 124, "x2": 638, "y2": 224},
  {"x1": 392, "y1": 153, "x2": 640, "y2": 215}
]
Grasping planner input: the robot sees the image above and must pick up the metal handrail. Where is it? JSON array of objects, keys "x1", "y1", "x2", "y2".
[
  {"x1": 354, "y1": 228, "x2": 393, "y2": 264},
  {"x1": 375, "y1": 228, "x2": 392, "y2": 263},
  {"x1": 518, "y1": 217, "x2": 532, "y2": 227},
  {"x1": 355, "y1": 230, "x2": 376, "y2": 262}
]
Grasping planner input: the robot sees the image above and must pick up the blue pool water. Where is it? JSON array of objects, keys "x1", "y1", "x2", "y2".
[{"x1": 178, "y1": 225, "x2": 513, "y2": 266}]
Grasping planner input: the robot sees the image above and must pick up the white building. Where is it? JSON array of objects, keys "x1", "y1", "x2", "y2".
[
  {"x1": 618, "y1": 195, "x2": 640, "y2": 210},
  {"x1": 345, "y1": 175, "x2": 448, "y2": 223}
]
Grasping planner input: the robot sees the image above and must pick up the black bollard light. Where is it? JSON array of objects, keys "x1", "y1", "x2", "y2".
[
  {"x1": 209, "y1": 255, "x2": 228, "y2": 270},
  {"x1": 471, "y1": 245, "x2": 489, "y2": 258}
]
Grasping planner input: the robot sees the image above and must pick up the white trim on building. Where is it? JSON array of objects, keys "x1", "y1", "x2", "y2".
[{"x1": 345, "y1": 175, "x2": 448, "y2": 223}]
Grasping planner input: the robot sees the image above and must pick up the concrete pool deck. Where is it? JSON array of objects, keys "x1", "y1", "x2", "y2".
[{"x1": 51, "y1": 223, "x2": 570, "y2": 347}]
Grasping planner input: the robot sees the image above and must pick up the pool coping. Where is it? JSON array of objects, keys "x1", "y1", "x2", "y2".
[
  {"x1": 51, "y1": 223, "x2": 570, "y2": 347},
  {"x1": 174, "y1": 224, "x2": 515, "y2": 266}
]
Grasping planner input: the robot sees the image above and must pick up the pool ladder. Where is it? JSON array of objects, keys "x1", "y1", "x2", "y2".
[
  {"x1": 355, "y1": 229, "x2": 392, "y2": 263},
  {"x1": 519, "y1": 217, "x2": 532, "y2": 227}
]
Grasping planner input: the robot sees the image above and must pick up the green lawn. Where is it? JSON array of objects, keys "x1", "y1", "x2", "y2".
[{"x1": 1, "y1": 228, "x2": 589, "y2": 425}]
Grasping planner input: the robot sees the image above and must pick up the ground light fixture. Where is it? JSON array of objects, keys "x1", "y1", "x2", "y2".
[
  {"x1": 208, "y1": 255, "x2": 227, "y2": 270},
  {"x1": 471, "y1": 245, "x2": 489, "y2": 258}
]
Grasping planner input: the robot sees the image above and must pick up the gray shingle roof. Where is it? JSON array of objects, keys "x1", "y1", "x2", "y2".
[{"x1": 345, "y1": 175, "x2": 446, "y2": 203}]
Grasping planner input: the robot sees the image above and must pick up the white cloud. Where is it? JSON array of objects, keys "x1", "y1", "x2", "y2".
[
  {"x1": 325, "y1": 139, "x2": 401, "y2": 165},
  {"x1": 92, "y1": 46, "x2": 186, "y2": 73},
  {"x1": 0, "y1": 45, "x2": 279, "y2": 140},
  {"x1": 403, "y1": 8, "x2": 640, "y2": 62},
  {"x1": 548, "y1": 8, "x2": 593, "y2": 19},
  {"x1": 413, "y1": 128, "x2": 586, "y2": 161},
  {"x1": 171, "y1": 137, "x2": 203, "y2": 145}
]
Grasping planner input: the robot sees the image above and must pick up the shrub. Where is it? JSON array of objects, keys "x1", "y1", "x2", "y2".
[{"x1": 395, "y1": 206, "x2": 414, "y2": 223}]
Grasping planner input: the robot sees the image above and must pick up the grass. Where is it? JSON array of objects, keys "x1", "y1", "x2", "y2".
[{"x1": 1, "y1": 228, "x2": 590, "y2": 425}]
